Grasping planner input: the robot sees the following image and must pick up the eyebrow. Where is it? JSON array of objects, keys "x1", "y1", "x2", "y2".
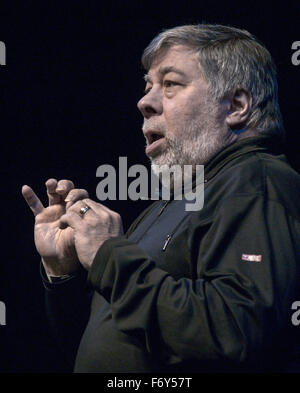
[{"x1": 144, "y1": 66, "x2": 186, "y2": 83}]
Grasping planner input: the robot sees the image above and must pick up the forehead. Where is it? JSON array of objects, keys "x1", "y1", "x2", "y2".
[{"x1": 146, "y1": 45, "x2": 202, "y2": 80}]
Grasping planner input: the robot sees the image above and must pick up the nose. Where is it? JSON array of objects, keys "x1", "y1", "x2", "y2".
[{"x1": 137, "y1": 86, "x2": 163, "y2": 118}]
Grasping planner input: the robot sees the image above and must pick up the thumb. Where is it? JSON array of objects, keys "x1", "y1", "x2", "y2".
[{"x1": 59, "y1": 211, "x2": 82, "y2": 230}]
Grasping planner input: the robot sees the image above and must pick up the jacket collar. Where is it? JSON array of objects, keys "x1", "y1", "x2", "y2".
[
  {"x1": 159, "y1": 134, "x2": 283, "y2": 200},
  {"x1": 204, "y1": 134, "x2": 283, "y2": 182}
]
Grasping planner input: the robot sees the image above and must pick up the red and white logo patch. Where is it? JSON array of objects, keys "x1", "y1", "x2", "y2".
[{"x1": 241, "y1": 254, "x2": 262, "y2": 262}]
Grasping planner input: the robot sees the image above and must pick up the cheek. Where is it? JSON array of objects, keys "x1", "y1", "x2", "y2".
[
  {"x1": 163, "y1": 109, "x2": 184, "y2": 137},
  {"x1": 163, "y1": 98, "x2": 204, "y2": 132}
]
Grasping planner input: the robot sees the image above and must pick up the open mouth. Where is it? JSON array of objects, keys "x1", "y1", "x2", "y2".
[
  {"x1": 146, "y1": 131, "x2": 164, "y2": 146},
  {"x1": 145, "y1": 131, "x2": 165, "y2": 157}
]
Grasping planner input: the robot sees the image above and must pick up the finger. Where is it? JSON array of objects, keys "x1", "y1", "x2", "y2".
[
  {"x1": 56, "y1": 179, "x2": 75, "y2": 198},
  {"x1": 67, "y1": 200, "x2": 94, "y2": 217},
  {"x1": 82, "y1": 198, "x2": 114, "y2": 214},
  {"x1": 22, "y1": 185, "x2": 44, "y2": 216},
  {"x1": 59, "y1": 211, "x2": 83, "y2": 230},
  {"x1": 45, "y1": 178, "x2": 60, "y2": 206},
  {"x1": 64, "y1": 188, "x2": 89, "y2": 209}
]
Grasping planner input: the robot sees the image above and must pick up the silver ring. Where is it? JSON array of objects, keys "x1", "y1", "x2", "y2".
[{"x1": 80, "y1": 206, "x2": 90, "y2": 216}]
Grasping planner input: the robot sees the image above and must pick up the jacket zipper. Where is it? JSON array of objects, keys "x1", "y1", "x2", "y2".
[
  {"x1": 157, "y1": 200, "x2": 170, "y2": 216},
  {"x1": 133, "y1": 200, "x2": 171, "y2": 244},
  {"x1": 162, "y1": 234, "x2": 172, "y2": 251},
  {"x1": 161, "y1": 212, "x2": 191, "y2": 252}
]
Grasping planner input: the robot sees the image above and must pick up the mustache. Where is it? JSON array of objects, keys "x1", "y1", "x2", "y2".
[{"x1": 142, "y1": 120, "x2": 167, "y2": 135}]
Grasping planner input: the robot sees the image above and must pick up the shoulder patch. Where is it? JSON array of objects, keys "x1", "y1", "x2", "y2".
[{"x1": 242, "y1": 253, "x2": 262, "y2": 262}]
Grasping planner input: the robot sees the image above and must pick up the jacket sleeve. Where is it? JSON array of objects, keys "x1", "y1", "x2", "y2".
[
  {"x1": 40, "y1": 204, "x2": 157, "y2": 370},
  {"x1": 42, "y1": 264, "x2": 93, "y2": 370},
  {"x1": 87, "y1": 194, "x2": 300, "y2": 367}
]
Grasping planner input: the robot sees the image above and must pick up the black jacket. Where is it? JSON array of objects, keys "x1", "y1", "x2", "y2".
[{"x1": 42, "y1": 136, "x2": 300, "y2": 373}]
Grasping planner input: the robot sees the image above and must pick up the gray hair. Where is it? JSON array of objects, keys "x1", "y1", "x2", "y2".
[{"x1": 142, "y1": 24, "x2": 284, "y2": 138}]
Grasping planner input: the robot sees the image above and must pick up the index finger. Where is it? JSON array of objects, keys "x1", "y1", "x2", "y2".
[{"x1": 22, "y1": 185, "x2": 44, "y2": 216}]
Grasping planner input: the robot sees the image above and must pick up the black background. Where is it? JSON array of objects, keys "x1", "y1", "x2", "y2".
[{"x1": 0, "y1": 0, "x2": 300, "y2": 373}]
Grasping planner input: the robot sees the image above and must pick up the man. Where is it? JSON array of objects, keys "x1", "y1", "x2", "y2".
[{"x1": 22, "y1": 24, "x2": 300, "y2": 373}]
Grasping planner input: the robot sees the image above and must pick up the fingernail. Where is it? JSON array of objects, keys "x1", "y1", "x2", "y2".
[{"x1": 65, "y1": 197, "x2": 72, "y2": 202}]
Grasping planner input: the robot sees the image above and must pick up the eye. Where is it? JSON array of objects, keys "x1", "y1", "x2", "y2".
[
  {"x1": 164, "y1": 80, "x2": 178, "y2": 88},
  {"x1": 144, "y1": 83, "x2": 152, "y2": 95}
]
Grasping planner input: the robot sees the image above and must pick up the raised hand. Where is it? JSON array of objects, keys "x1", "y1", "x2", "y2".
[
  {"x1": 59, "y1": 199, "x2": 124, "y2": 270},
  {"x1": 22, "y1": 178, "x2": 89, "y2": 276}
]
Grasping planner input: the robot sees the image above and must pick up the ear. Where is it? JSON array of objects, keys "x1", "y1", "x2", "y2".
[{"x1": 225, "y1": 88, "x2": 252, "y2": 129}]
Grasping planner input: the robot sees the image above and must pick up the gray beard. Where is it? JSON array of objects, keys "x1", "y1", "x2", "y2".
[{"x1": 150, "y1": 119, "x2": 233, "y2": 181}]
